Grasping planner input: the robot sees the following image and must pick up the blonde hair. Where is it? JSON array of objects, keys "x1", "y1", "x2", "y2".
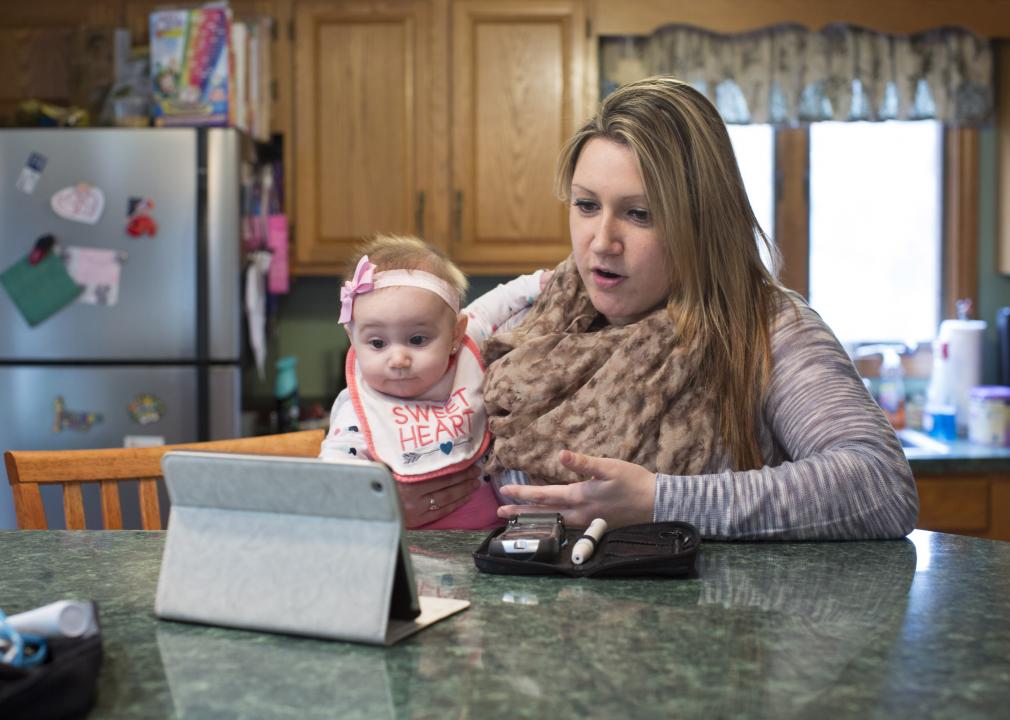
[
  {"x1": 555, "y1": 76, "x2": 786, "y2": 470},
  {"x1": 345, "y1": 234, "x2": 468, "y2": 297}
]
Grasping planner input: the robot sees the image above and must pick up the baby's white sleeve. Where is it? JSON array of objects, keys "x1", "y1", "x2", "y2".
[
  {"x1": 464, "y1": 270, "x2": 544, "y2": 344},
  {"x1": 319, "y1": 388, "x2": 372, "y2": 461}
]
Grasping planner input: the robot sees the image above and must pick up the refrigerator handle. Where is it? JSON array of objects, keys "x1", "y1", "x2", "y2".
[{"x1": 205, "y1": 128, "x2": 242, "y2": 363}]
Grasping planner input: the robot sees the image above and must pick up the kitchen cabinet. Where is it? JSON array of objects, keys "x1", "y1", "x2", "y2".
[
  {"x1": 915, "y1": 473, "x2": 1010, "y2": 542},
  {"x1": 0, "y1": 2, "x2": 287, "y2": 131},
  {"x1": 292, "y1": 0, "x2": 586, "y2": 275},
  {"x1": 0, "y1": 3, "x2": 120, "y2": 124},
  {"x1": 1, "y1": 1, "x2": 292, "y2": 190},
  {"x1": 450, "y1": 0, "x2": 586, "y2": 273},
  {"x1": 292, "y1": 0, "x2": 444, "y2": 273}
]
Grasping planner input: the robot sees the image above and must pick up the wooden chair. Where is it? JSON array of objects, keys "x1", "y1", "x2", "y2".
[{"x1": 3, "y1": 429, "x2": 325, "y2": 530}]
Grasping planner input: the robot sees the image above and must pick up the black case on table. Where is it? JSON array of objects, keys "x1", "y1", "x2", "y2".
[
  {"x1": 473, "y1": 521, "x2": 699, "y2": 578},
  {"x1": 0, "y1": 603, "x2": 102, "y2": 720}
]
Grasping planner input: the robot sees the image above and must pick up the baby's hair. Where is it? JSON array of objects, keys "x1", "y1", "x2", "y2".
[{"x1": 346, "y1": 234, "x2": 468, "y2": 297}]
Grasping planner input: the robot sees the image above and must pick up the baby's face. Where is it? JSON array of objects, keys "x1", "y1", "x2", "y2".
[{"x1": 349, "y1": 286, "x2": 463, "y2": 399}]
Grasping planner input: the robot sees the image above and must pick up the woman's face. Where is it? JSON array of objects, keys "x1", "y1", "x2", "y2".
[{"x1": 569, "y1": 137, "x2": 671, "y2": 325}]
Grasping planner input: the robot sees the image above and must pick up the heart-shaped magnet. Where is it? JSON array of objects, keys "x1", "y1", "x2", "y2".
[{"x1": 51, "y1": 184, "x2": 105, "y2": 224}]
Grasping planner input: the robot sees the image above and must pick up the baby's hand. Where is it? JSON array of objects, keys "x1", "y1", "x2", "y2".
[{"x1": 539, "y1": 269, "x2": 554, "y2": 292}]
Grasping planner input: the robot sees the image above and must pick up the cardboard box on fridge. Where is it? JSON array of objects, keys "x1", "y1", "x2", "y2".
[{"x1": 149, "y1": 5, "x2": 233, "y2": 127}]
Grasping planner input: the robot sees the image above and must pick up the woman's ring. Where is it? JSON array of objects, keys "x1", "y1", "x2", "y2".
[{"x1": 428, "y1": 496, "x2": 440, "y2": 512}]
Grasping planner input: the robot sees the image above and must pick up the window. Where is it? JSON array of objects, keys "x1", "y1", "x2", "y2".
[
  {"x1": 727, "y1": 124, "x2": 775, "y2": 246},
  {"x1": 808, "y1": 121, "x2": 944, "y2": 348},
  {"x1": 723, "y1": 120, "x2": 958, "y2": 355}
]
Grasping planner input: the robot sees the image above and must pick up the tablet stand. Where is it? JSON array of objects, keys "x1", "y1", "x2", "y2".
[{"x1": 154, "y1": 452, "x2": 469, "y2": 645}]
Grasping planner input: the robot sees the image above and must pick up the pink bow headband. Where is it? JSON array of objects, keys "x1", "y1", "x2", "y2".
[{"x1": 339, "y1": 255, "x2": 461, "y2": 325}]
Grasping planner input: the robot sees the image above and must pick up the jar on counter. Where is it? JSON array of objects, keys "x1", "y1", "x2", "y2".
[{"x1": 967, "y1": 386, "x2": 1010, "y2": 446}]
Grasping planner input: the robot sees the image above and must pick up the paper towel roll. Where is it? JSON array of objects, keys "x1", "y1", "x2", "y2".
[{"x1": 938, "y1": 319, "x2": 987, "y2": 434}]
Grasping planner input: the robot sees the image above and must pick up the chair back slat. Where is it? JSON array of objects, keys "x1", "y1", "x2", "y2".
[
  {"x1": 3, "y1": 429, "x2": 326, "y2": 530},
  {"x1": 11, "y1": 483, "x2": 46, "y2": 530},
  {"x1": 138, "y1": 478, "x2": 162, "y2": 530},
  {"x1": 100, "y1": 480, "x2": 123, "y2": 529},
  {"x1": 63, "y1": 483, "x2": 86, "y2": 530}
]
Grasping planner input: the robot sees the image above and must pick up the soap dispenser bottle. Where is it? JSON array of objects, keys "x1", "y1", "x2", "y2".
[{"x1": 878, "y1": 348, "x2": 906, "y2": 429}]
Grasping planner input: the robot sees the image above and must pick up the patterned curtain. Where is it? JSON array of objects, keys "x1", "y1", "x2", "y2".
[{"x1": 599, "y1": 24, "x2": 993, "y2": 125}]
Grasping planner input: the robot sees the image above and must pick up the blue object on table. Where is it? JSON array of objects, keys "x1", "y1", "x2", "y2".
[{"x1": 0, "y1": 610, "x2": 47, "y2": 668}]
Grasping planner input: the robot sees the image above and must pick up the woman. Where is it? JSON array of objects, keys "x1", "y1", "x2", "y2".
[{"x1": 476, "y1": 76, "x2": 918, "y2": 540}]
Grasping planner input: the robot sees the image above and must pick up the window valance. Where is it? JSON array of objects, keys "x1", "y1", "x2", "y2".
[{"x1": 600, "y1": 24, "x2": 993, "y2": 125}]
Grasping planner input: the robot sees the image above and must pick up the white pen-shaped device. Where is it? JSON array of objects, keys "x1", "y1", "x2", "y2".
[
  {"x1": 8, "y1": 601, "x2": 96, "y2": 639},
  {"x1": 571, "y1": 518, "x2": 608, "y2": 565}
]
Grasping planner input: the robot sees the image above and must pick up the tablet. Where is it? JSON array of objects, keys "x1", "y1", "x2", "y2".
[{"x1": 154, "y1": 452, "x2": 467, "y2": 645}]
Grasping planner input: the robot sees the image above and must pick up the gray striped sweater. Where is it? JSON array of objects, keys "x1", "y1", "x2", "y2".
[{"x1": 654, "y1": 296, "x2": 919, "y2": 540}]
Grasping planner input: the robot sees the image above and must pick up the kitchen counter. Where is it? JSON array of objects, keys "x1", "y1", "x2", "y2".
[
  {"x1": 905, "y1": 437, "x2": 1010, "y2": 474},
  {"x1": 2, "y1": 530, "x2": 1009, "y2": 718},
  {"x1": 902, "y1": 432, "x2": 1010, "y2": 540}
]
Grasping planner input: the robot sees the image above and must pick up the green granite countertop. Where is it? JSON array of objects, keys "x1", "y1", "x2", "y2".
[
  {"x1": 1, "y1": 530, "x2": 1009, "y2": 719},
  {"x1": 904, "y1": 436, "x2": 1010, "y2": 475}
]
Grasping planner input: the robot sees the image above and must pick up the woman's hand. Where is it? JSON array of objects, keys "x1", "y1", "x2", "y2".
[
  {"x1": 496, "y1": 449, "x2": 657, "y2": 528},
  {"x1": 397, "y1": 464, "x2": 482, "y2": 528}
]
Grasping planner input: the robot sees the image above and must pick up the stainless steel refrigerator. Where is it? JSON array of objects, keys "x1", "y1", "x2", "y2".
[{"x1": 0, "y1": 128, "x2": 242, "y2": 529}]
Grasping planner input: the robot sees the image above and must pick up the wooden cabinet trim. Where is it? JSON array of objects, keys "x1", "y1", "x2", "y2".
[
  {"x1": 997, "y1": 42, "x2": 1010, "y2": 275},
  {"x1": 591, "y1": 0, "x2": 1010, "y2": 38},
  {"x1": 774, "y1": 128, "x2": 809, "y2": 298},
  {"x1": 943, "y1": 128, "x2": 980, "y2": 320}
]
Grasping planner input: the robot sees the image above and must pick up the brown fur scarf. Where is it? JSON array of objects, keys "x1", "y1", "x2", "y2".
[{"x1": 482, "y1": 256, "x2": 720, "y2": 484}]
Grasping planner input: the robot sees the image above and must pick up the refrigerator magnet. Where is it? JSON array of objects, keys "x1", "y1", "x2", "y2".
[
  {"x1": 0, "y1": 251, "x2": 83, "y2": 327},
  {"x1": 15, "y1": 152, "x2": 47, "y2": 194},
  {"x1": 53, "y1": 396, "x2": 103, "y2": 433},
  {"x1": 124, "y1": 435, "x2": 166, "y2": 448},
  {"x1": 51, "y1": 183, "x2": 105, "y2": 224},
  {"x1": 126, "y1": 197, "x2": 158, "y2": 237},
  {"x1": 61, "y1": 246, "x2": 126, "y2": 306},
  {"x1": 28, "y1": 234, "x2": 56, "y2": 266},
  {"x1": 128, "y1": 394, "x2": 165, "y2": 425}
]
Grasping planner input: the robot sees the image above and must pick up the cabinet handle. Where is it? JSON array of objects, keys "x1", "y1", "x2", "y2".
[
  {"x1": 415, "y1": 191, "x2": 426, "y2": 239},
  {"x1": 454, "y1": 190, "x2": 463, "y2": 244}
]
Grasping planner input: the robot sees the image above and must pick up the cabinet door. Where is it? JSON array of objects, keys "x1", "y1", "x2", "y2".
[
  {"x1": 916, "y1": 477, "x2": 991, "y2": 535},
  {"x1": 451, "y1": 0, "x2": 586, "y2": 273},
  {"x1": 294, "y1": 0, "x2": 440, "y2": 273},
  {"x1": 0, "y1": 2, "x2": 119, "y2": 124}
]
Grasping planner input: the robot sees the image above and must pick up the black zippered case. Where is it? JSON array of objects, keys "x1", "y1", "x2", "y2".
[
  {"x1": 472, "y1": 521, "x2": 700, "y2": 578},
  {"x1": 0, "y1": 603, "x2": 102, "y2": 720}
]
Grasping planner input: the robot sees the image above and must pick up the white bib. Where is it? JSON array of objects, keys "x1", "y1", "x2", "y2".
[{"x1": 346, "y1": 336, "x2": 490, "y2": 482}]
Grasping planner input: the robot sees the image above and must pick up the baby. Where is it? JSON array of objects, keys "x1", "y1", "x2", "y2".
[{"x1": 320, "y1": 235, "x2": 545, "y2": 529}]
